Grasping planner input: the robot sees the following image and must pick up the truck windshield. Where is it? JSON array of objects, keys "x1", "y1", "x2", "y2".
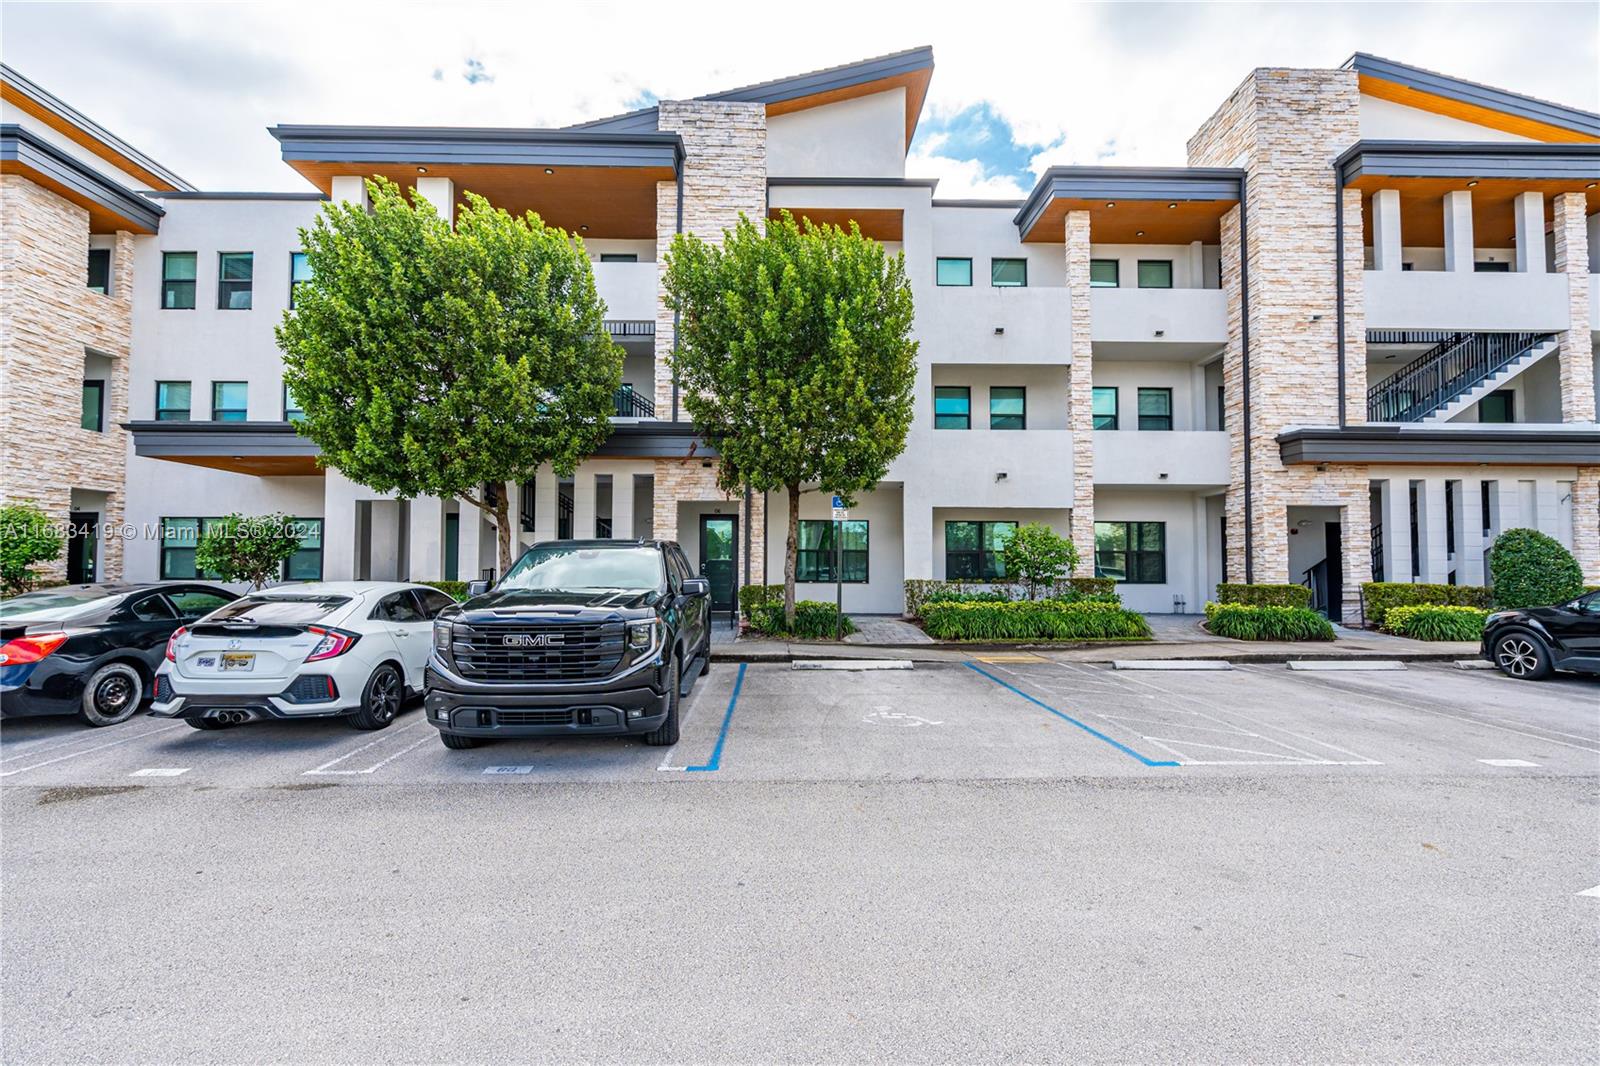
[{"x1": 499, "y1": 545, "x2": 664, "y2": 593}]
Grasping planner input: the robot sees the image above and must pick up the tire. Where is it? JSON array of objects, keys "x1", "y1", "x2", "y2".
[
  {"x1": 186, "y1": 716, "x2": 232, "y2": 731},
  {"x1": 643, "y1": 658, "x2": 681, "y2": 747},
  {"x1": 439, "y1": 731, "x2": 480, "y2": 750},
  {"x1": 1493, "y1": 631, "x2": 1553, "y2": 681},
  {"x1": 348, "y1": 664, "x2": 403, "y2": 730},
  {"x1": 78, "y1": 663, "x2": 144, "y2": 727}
]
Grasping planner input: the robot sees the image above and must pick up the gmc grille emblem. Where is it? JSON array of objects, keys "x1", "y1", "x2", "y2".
[{"x1": 502, "y1": 633, "x2": 562, "y2": 648}]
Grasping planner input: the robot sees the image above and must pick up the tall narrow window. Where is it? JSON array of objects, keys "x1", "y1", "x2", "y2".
[
  {"x1": 989, "y1": 386, "x2": 1026, "y2": 430},
  {"x1": 283, "y1": 383, "x2": 305, "y2": 422},
  {"x1": 936, "y1": 258, "x2": 973, "y2": 286},
  {"x1": 934, "y1": 386, "x2": 971, "y2": 430},
  {"x1": 1137, "y1": 387, "x2": 1173, "y2": 431},
  {"x1": 87, "y1": 248, "x2": 111, "y2": 294},
  {"x1": 1092, "y1": 387, "x2": 1119, "y2": 430},
  {"x1": 1089, "y1": 259, "x2": 1119, "y2": 288},
  {"x1": 212, "y1": 381, "x2": 248, "y2": 421},
  {"x1": 283, "y1": 518, "x2": 324, "y2": 581},
  {"x1": 1136, "y1": 260, "x2": 1173, "y2": 289},
  {"x1": 218, "y1": 252, "x2": 254, "y2": 310},
  {"x1": 81, "y1": 380, "x2": 105, "y2": 431},
  {"x1": 797, "y1": 520, "x2": 869, "y2": 583},
  {"x1": 1094, "y1": 521, "x2": 1166, "y2": 583},
  {"x1": 289, "y1": 252, "x2": 311, "y2": 309},
  {"x1": 990, "y1": 258, "x2": 1027, "y2": 287},
  {"x1": 162, "y1": 252, "x2": 196, "y2": 309},
  {"x1": 155, "y1": 381, "x2": 192, "y2": 421},
  {"x1": 1216, "y1": 384, "x2": 1226, "y2": 430}
]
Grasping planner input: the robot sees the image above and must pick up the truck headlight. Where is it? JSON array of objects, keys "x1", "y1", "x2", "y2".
[
  {"x1": 433, "y1": 620, "x2": 453, "y2": 653},
  {"x1": 627, "y1": 620, "x2": 657, "y2": 650}
]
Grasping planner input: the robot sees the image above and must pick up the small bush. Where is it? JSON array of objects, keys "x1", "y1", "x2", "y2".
[
  {"x1": 750, "y1": 600, "x2": 855, "y2": 639},
  {"x1": 922, "y1": 588, "x2": 1011, "y2": 606},
  {"x1": 1215, "y1": 583, "x2": 1312, "y2": 609},
  {"x1": 1204, "y1": 602, "x2": 1335, "y2": 642},
  {"x1": 1383, "y1": 605, "x2": 1487, "y2": 642},
  {"x1": 1001, "y1": 523, "x2": 1079, "y2": 600},
  {"x1": 919, "y1": 600, "x2": 1151, "y2": 642},
  {"x1": 420, "y1": 580, "x2": 470, "y2": 601},
  {"x1": 1489, "y1": 528, "x2": 1584, "y2": 609},
  {"x1": 0, "y1": 502, "x2": 64, "y2": 596},
  {"x1": 738, "y1": 583, "x2": 783, "y2": 619},
  {"x1": 1362, "y1": 582, "x2": 1493, "y2": 627},
  {"x1": 905, "y1": 577, "x2": 1120, "y2": 618}
]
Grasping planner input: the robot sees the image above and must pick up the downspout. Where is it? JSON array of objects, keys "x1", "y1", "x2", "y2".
[
  {"x1": 671, "y1": 165, "x2": 683, "y2": 422},
  {"x1": 1334, "y1": 163, "x2": 1346, "y2": 429},
  {"x1": 1238, "y1": 177, "x2": 1254, "y2": 584},
  {"x1": 743, "y1": 486, "x2": 752, "y2": 590}
]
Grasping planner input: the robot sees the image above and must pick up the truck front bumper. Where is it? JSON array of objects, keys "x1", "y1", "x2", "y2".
[{"x1": 423, "y1": 658, "x2": 672, "y2": 738}]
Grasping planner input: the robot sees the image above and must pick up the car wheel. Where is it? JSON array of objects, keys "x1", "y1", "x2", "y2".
[
  {"x1": 643, "y1": 658, "x2": 680, "y2": 747},
  {"x1": 78, "y1": 663, "x2": 144, "y2": 727},
  {"x1": 186, "y1": 717, "x2": 233, "y2": 731},
  {"x1": 1493, "y1": 631, "x2": 1553, "y2": 681},
  {"x1": 348, "y1": 664, "x2": 403, "y2": 730},
  {"x1": 440, "y1": 732, "x2": 479, "y2": 750}
]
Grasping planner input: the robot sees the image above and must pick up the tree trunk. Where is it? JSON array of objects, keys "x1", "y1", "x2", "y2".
[
  {"x1": 784, "y1": 482, "x2": 800, "y2": 628},
  {"x1": 492, "y1": 481, "x2": 514, "y2": 580}
]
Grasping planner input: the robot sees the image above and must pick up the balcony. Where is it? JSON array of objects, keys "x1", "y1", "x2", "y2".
[
  {"x1": 592, "y1": 261, "x2": 657, "y2": 322},
  {"x1": 1090, "y1": 288, "x2": 1227, "y2": 353},
  {"x1": 1364, "y1": 270, "x2": 1570, "y2": 332},
  {"x1": 888, "y1": 429, "x2": 1074, "y2": 506},
  {"x1": 1093, "y1": 430, "x2": 1230, "y2": 488},
  {"x1": 918, "y1": 287, "x2": 1071, "y2": 364}
]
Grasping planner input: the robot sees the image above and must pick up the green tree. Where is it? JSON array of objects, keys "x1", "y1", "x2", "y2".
[
  {"x1": 0, "y1": 502, "x2": 64, "y2": 596},
  {"x1": 664, "y1": 212, "x2": 917, "y2": 627},
  {"x1": 194, "y1": 514, "x2": 306, "y2": 590},
  {"x1": 1488, "y1": 527, "x2": 1584, "y2": 608},
  {"x1": 1002, "y1": 523, "x2": 1080, "y2": 600},
  {"x1": 276, "y1": 177, "x2": 621, "y2": 577}
]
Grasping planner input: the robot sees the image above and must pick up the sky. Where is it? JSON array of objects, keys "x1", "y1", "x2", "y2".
[{"x1": 2, "y1": 1, "x2": 1596, "y2": 197}]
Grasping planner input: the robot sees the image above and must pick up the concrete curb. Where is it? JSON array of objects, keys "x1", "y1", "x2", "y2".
[{"x1": 710, "y1": 644, "x2": 1476, "y2": 666}]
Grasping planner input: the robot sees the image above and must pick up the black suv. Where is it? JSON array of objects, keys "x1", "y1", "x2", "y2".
[
  {"x1": 424, "y1": 540, "x2": 712, "y2": 749},
  {"x1": 1481, "y1": 591, "x2": 1600, "y2": 681}
]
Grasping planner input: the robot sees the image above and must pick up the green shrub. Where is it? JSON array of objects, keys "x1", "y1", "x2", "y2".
[
  {"x1": 1215, "y1": 583, "x2": 1312, "y2": 609},
  {"x1": 1489, "y1": 528, "x2": 1584, "y2": 609},
  {"x1": 1001, "y1": 523, "x2": 1079, "y2": 600},
  {"x1": 1361, "y1": 582, "x2": 1492, "y2": 627},
  {"x1": 1382, "y1": 605, "x2": 1487, "y2": 642},
  {"x1": 750, "y1": 600, "x2": 855, "y2": 639},
  {"x1": 738, "y1": 583, "x2": 783, "y2": 619},
  {"x1": 919, "y1": 600, "x2": 1151, "y2": 642},
  {"x1": 420, "y1": 580, "x2": 470, "y2": 601},
  {"x1": 1204, "y1": 602, "x2": 1335, "y2": 642},
  {"x1": 905, "y1": 577, "x2": 1120, "y2": 618},
  {"x1": 0, "y1": 502, "x2": 65, "y2": 596},
  {"x1": 922, "y1": 588, "x2": 1011, "y2": 606}
]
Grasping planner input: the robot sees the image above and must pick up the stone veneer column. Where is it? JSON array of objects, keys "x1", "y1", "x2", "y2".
[
  {"x1": 1573, "y1": 471, "x2": 1600, "y2": 584},
  {"x1": 1064, "y1": 209, "x2": 1095, "y2": 561},
  {"x1": 1217, "y1": 204, "x2": 1248, "y2": 582},
  {"x1": 1341, "y1": 186, "x2": 1368, "y2": 426},
  {"x1": 1552, "y1": 192, "x2": 1596, "y2": 423}
]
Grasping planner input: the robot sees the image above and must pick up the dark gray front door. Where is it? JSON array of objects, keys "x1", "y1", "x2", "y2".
[{"x1": 698, "y1": 515, "x2": 737, "y2": 615}]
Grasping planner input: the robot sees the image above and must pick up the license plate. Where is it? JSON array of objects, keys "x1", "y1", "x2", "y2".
[{"x1": 220, "y1": 653, "x2": 255, "y2": 672}]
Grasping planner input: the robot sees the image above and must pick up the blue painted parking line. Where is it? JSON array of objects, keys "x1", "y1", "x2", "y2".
[
  {"x1": 964, "y1": 661, "x2": 1180, "y2": 768},
  {"x1": 685, "y1": 663, "x2": 747, "y2": 773}
]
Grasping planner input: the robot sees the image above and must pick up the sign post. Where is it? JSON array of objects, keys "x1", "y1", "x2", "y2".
[{"x1": 831, "y1": 495, "x2": 847, "y2": 641}]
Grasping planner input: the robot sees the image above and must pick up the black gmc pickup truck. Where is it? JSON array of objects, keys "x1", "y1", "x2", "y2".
[{"x1": 423, "y1": 540, "x2": 712, "y2": 750}]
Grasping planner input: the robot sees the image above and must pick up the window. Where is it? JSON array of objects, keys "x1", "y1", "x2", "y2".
[
  {"x1": 1137, "y1": 387, "x2": 1173, "y2": 431},
  {"x1": 1092, "y1": 386, "x2": 1119, "y2": 430},
  {"x1": 373, "y1": 590, "x2": 427, "y2": 623},
  {"x1": 990, "y1": 258, "x2": 1027, "y2": 287},
  {"x1": 936, "y1": 257, "x2": 973, "y2": 286},
  {"x1": 160, "y1": 517, "x2": 222, "y2": 579},
  {"x1": 1089, "y1": 259, "x2": 1119, "y2": 288},
  {"x1": 1094, "y1": 521, "x2": 1166, "y2": 583},
  {"x1": 796, "y1": 520, "x2": 868, "y2": 583},
  {"x1": 289, "y1": 252, "x2": 311, "y2": 308},
  {"x1": 81, "y1": 380, "x2": 104, "y2": 432},
  {"x1": 945, "y1": 521, "x2": 1017, "y2": 581},
  {"x1": 1479, "y1": 390, "x2": 1514, "y2": 423},
  {"x1": 212, "y1": 381, "x2": 248, "y2": 421},
  {"x1": 283, "y1": 518, "x2": 323, "y2": 581},
  {"x1": 155, "y1": 381, "x2": 192, "y2": 421},
  {"x1": 162, "y1": 252, "x2": 196, "y2": 309},
  {"x1": 989, "y1": 386, "x2": 1026, "y2": 430},
  {"x1": 1473, "y1": 261, "x2": 1510, "y2": 273},
  {"x1": 87, "y1": 248, "x2": 111, "y2": 294},
  {"x1": 126, "y1": 593, "x2": 177, "y2": 622},
  {"x1": 284, "y1": 383, "x2": 305, "y2": 422},
  {"x1": 1216, "y1": 384, "x2": 1226, "y2": 430},
  {"x1": 934, "y1": 385, "x2": 971, "y2": 430},
  {"x1": 218, "y1": 252, "x2": 253, "y2": 309},
  {"x1": 1136, "y1": 260, "x2": 1173, "y2": 289},
  {"x1": 599, "y1": 253, "x2": 638, "y2": 263},
  {"x1": 168, "y1": 589, "x2": 232, "y2": 618}
]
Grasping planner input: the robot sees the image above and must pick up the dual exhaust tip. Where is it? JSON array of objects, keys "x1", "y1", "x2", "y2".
[{"x1": 208, "y1": 710, "x2": 252, "y2": 724}]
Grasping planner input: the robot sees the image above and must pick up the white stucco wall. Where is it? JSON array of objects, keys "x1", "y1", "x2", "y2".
[
  {"x1": 0, "y1": 100, "x2": 153, "y2": 191},
  {"x1": 762, "y1": 485, "x2": 906, "y2": 615},
  {"x1": 765, "y1": 89, "x2": 906, "y2": 178},
  {"x1": 1357, "y1": 95, "x2": 1534, "y2": 143},
  {"x1": 1091, "y1": 489, "x2": 1214, "y2": 614}
]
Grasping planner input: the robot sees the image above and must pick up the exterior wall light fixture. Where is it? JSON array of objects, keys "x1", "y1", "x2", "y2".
[
  {"x1": 995, "y1": 471, "x2": 1008, "y2": 482},
  {"x1": 993, "y1": 327, "x2": 1005, "y2": 335}
]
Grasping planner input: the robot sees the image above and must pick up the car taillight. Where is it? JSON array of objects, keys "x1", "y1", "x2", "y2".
[
  {"x1": 0, "y1": 632, "x2": 69, "y2": 666},
  {"x1": 305, "y1": 626, "x2": 360, "y2": 662},
  {"x1": 165, "y1": 626, "x2": 187, "y2": 662}
]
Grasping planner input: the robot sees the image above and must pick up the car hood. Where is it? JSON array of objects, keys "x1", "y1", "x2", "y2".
[{"x1": 456, "y1": 587, "x2": 662, "y2": 615}]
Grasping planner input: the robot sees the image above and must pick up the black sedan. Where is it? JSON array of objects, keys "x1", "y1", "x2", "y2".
[
  {"x1": 1482, "y1": 591, "x2": 1600, "y2": 681},
  {"x1": 1, "y1": 583, "x2": 237, "y2": 725}
]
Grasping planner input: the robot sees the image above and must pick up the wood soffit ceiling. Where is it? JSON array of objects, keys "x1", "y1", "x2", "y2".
[
  {"x1": 1021, "y1": 199, "x2": 1236, "y2": 244},
  {"x1": 1357, "y1": 74, "x2": 1600, "y2": 144},
  {"x1": 1353, "y1": 177, "x2": 1600, "y2": 247},
  {"x1": 768, "y1": 207, "x2": 904, "y2": 242}
]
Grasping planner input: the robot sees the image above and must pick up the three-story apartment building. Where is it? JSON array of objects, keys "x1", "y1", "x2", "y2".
[{"x1": 3, "y1": 48, "x2": 1597, "y2": 619}]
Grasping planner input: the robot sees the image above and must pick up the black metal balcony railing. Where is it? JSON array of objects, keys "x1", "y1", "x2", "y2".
[
  {"x1": 1366, "y1": 332, "x2": 1550, "y2": 423},
  {"x1": 613, "y1": 387, "x2": 655, "y2": 419}
]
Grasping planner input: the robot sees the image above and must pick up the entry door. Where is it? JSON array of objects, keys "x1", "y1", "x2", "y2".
[
  {"x1": 698, "y1": 515, "x2": 737, "y2": 616},
  {"x1": 1323, "y1": 522, "x2": 1343, "y2": 624},
  {"x1": 67, "y1": 511, "x2": 98, "y2": 584}
]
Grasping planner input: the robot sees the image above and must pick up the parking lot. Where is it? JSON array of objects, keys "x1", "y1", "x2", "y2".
[{"x1": 3, "y1": 660, "x2": 1597, "y2": 1062}]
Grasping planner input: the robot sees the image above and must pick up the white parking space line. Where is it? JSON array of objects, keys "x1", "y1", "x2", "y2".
[
  {"x1": 1579, "y1": 884, "x2": 1600, "y2": 898},
  {"x1": 0, "y1": 718, "x2": 175, "y2": 764},
  {"x1": 302, "y1": 722, "x2": 430, "y2": 775},
  {"x1": 1478, "y1": 758, "x2": 1540, "y2": 768},
  {"x1": 0, "y1": 723, "x2": 188, "y2": 778},
  {"x1": 130, "y1": 767, "x2": 190, "y2": 777},
  {"x1": 656, "y1": 677, "x2": 713, "y2": 773}
]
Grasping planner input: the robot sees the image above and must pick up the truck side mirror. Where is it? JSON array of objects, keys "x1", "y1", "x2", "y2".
[
  {"x1": 467, "y1": 580, "x2": 490, "y2": 597},
  {"x1": 682, "y1": 578, "x2": 711, "y2": 598}
]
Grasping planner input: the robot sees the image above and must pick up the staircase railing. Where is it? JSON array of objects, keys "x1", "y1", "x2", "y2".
[
  {"x1": 613, "y1": 387, "x2": 656, "y2": 419},
  {"x1": 1366, "y1": 332, "x2": 1549, "y2": 423}
]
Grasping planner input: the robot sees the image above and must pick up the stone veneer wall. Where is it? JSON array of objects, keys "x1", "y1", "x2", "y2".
[
  {"x1": 0, "y1": 175, "x2": 133, "y2": 582},
  {"x1": 1552, "y1": 192, "x2": 1596, "y2": 423},
  {"x1": 1188, "y1": 70, "x2": 1371, "y2": 616},
  {"x1": 650, "y1": 459, "x2": 765, "y2": 585},
  {"x1": 1063, "y1": 211, "x2": 1095, "y2": 559}
]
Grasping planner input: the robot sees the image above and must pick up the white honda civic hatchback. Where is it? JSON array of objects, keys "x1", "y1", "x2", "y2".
[{"x1": 150, "y1": 581, "x2": 458, "y2": 731}]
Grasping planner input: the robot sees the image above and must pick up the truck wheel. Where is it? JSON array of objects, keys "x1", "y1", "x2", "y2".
[
  {"x1": 78, "y1": 663, "x2": 144, "y2": 727},
  {"x1": 440, "y1": 732, "x2": 480, "y2": 750},
  {"x1": 643, "y1": 659, "x2": 680, "y2": 746}
]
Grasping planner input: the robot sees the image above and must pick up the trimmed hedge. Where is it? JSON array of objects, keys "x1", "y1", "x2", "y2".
[
  {"x1": 1489, "y1": 528, "x2": 1584, "y2": 609},
  {"x1": 904, "y1": 577, "x2": 1120, "y2": 618},
  {"x1": 919, "y1": 600, "x2": 1151, "y2": 642},
  {"x1": 750, "y1": 600, "x2": 855, "y2": 639},
  {"x1": 1383, "y1": 605, "x2": 1487, "y2": 642},
  {"x1": 738, "y1": 583, "x2": 783, "y2": 619},
  {"x1": 1204, "y1": 602, "x2": 1335, "y2": 642},
  {"x1": 420, "y1": 580, "x2": 471, "y2": 601},
  {"x1": 1215, "y1": 583, "x2": 1312, "y2": 609},
  {"x1": 1361, "y1": 582, "x2": 1492, "y2": 627}
]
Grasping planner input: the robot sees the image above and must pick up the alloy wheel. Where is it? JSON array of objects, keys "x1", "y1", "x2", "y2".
[
  {"x1": 1496, "y1": 637, "x2": 1539, "y2": 678},
  {"x1": 370, "y1": 669, "x2": 400, "y2": 721}
]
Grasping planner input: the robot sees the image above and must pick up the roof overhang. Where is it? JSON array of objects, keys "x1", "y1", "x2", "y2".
[
  {"x1": 1278, "y1": 425, "x2": 1600, "y2": 466},
  {"x1": 1014, "y1": 167, "x2": 1245, "y2": 243},
  {"x1": 0, "y1": 125, "x2": 164, "y2": 234},
  {"x1": 595, "y1": 421, "x2": 719, "y2": 459},
  {"x1": 1345, "y1": 53, "x2": 1600, "y2": 144},
  {"x1": 125, "y1": 421, "x2": 323, "y2": 477}
]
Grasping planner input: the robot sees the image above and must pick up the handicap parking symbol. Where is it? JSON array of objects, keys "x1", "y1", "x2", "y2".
[{"x1": 863, "y1": 707, "x2": 942, "y2": 727}]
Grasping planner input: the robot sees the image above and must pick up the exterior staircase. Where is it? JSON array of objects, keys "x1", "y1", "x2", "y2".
[{"x1": 1366, "y1": 332, "x2": 1558, "y2": 423}]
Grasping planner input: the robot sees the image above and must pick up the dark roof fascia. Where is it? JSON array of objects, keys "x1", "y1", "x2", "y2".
[
  {"x1": 1335, "y1": 140, "x2": 1600, "y2": 184},
  {"x1": 1013, "y1": 166, "x2": 1245, "y2": 240},
  {"x1": 933, "y1": 198, "x2": 1024, "y2": 209},
  {"x1": 1278, "y1": 425, "x2": 1600, "y2": 465},
  {"x1": 594, "y1": 421, "x2": 719, "y2": 458},
  {"x1": 768, "y1": 176, "x2": 939, "y2": 188},
  {"x1": 145, "y1": 191, "x2": 329, "y2": 201},
  {"x1": 124, "y1": 420, "x2": 318, "y2": 458},
  {"x1": 1, "y1": 125, "x2": 165, "y2": 232},
  {"x1": 268, "y1": 126, "x2": 686, "y2": 172},
  {"x1": 1344, "y1": 53, "x2": 1600, "y2": 141},
  {"x1": 698, "y1": 45, "x2": 933, "y2": 108},
  {"x1": 566, "y1": 107, "x2": 661, "y2": 133}
]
